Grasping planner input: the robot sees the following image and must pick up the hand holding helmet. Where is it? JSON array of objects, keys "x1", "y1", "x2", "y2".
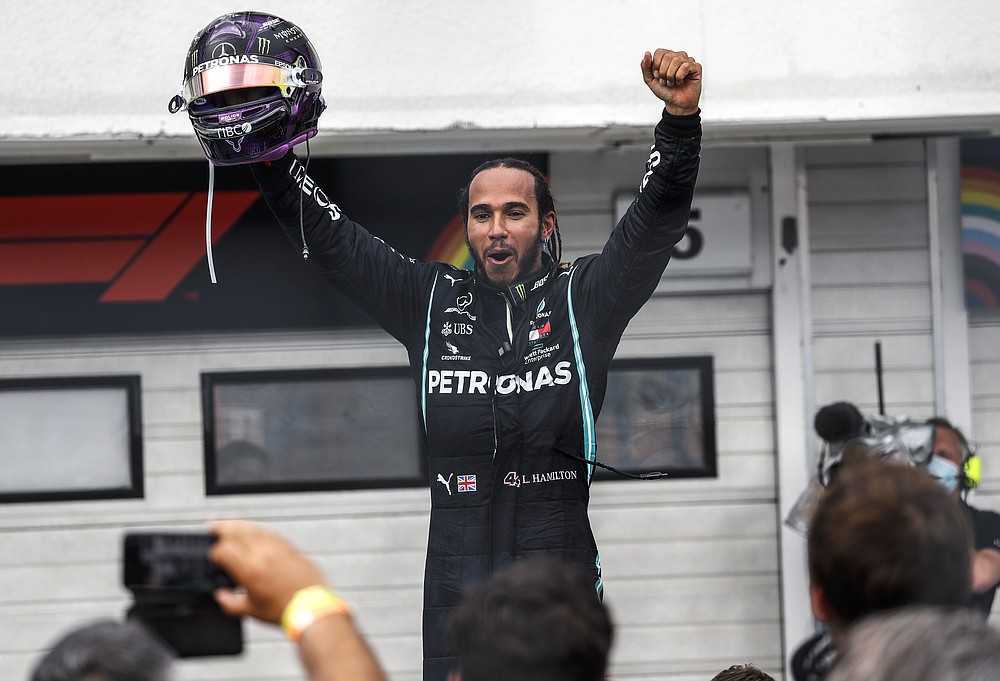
[{"x1": 168, "y1": 12, "x2": 325, "y2": 165}]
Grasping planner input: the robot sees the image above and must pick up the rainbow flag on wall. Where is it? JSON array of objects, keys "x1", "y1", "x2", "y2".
[
  {"x1": 424, "y1": 214, "x2": 475, "y2": 269},
  {"x1": 962, "y1": 138, "x2": 1000, "y2": 309}
]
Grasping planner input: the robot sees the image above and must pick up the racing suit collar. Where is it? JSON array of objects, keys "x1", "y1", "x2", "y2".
[{"x1": 477, "y1": 254, "x2": 553, "y2": 308}]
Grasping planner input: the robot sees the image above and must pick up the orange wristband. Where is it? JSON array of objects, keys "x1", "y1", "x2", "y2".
[{"x1": 281, "y1": 586, "x2": 352, "y2": 641}]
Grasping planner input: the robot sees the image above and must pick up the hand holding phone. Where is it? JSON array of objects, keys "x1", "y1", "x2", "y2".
[
  {"x1": 209, "y1": 519, "x2": 329, "y2": 625},
  {"x1": 122, "y1": 532, "x2": 243, "y2": 657}
]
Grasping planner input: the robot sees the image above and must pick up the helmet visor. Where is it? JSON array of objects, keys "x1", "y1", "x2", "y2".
[{"x1": 183, "y1": 63, "x2": 301, "y2": 102}]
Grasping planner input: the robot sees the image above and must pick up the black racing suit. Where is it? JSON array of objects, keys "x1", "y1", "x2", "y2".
[{"x1": 252, "y1": 110, "x2": 701, "y2": 680}]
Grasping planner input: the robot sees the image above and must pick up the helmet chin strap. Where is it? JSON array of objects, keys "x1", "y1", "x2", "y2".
[
  {"x1": 206, "y1": 160, "x2": 218, "y2": 283},
  {"x1": 299, "y1": 136, "x2": 311, "y2": 260},
  {"x1": 205, "y1": 137, "x2": 312, "y2": 283}
]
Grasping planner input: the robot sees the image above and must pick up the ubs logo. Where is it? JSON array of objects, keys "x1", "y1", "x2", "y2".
[{"x1": 441, "y1": 322, "x2": 473, "y2": 336}]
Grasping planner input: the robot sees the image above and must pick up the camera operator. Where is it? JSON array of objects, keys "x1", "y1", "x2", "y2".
[{"x1": 925, "y1": 417, "x2": 1000, "y2": 617}]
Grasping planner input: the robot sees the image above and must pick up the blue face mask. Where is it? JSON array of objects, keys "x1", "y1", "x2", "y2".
[{"x1": 927, "y1": 456, "x2": 960, "y2": 492}]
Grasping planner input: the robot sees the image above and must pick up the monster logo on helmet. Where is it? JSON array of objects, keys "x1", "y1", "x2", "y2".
[{"x1": 168, "y1": 11, "x2": 325, "y2": 165}]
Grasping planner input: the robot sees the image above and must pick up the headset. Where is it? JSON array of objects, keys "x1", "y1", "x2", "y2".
[{"x1": 927, "y1": 416, "x2": 981, "y2": 491}]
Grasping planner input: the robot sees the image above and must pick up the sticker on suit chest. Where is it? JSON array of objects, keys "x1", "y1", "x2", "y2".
[
  {"x1": 441, "y1": 341, "x2": 472, "y2": 361},
  {"x1": 436, "y1": 472, "x2": 477, "y2": 495},
  {"x1": 444, "y1": 292, "x2": 477, "y2": 321},
  {"x1": 526, "y1": 297, "x2": 557, "y2": 359},
  {"x1": 523, "y1": 342, "x2": 561, "y2": 365},
  {"x1": 441, "y1": 321, "x2": 474, "y2": 336},
  {"x1": 426, "y1": 361, "x2": 572, "y2": 395}
]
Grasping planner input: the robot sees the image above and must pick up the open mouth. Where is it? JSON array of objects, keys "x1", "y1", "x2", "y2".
[{"x1": 486, "y1": 247, "x2": 513, "y2": 266}]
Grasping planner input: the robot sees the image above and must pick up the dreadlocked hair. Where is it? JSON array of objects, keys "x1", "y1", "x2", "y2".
[{"x1": 458, "y1": 157, "x2": 566, "y2": 278}]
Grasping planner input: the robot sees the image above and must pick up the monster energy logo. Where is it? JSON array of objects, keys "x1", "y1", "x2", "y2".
[
  {"x1": 257, "y1": 37, "x2": 271, "y2": 53},
  {"x1": 514, "y1": 284, "x2": 526, "y2": 301}
]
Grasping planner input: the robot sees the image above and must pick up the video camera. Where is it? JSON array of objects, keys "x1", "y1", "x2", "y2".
[{"x1": 785, "y1": 401, "x2": 980, "y2": 534}]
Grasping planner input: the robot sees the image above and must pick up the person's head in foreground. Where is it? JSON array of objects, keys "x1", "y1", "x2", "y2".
[
  {"x1": 447, "y1": 556, "x2": 612, "y2": 681},
  {"x1": 711, "y1": 663, "x2": 776, "y2": 681},
  {"x1": 807, "y1": 455, "x2": 972, "y2": 643},
  {"x1": 828, "y1": 606, "x2": 1000, "y2": 681},
  {"x1": 30, "y1": 618, "x2": 175, "y2": 681}
]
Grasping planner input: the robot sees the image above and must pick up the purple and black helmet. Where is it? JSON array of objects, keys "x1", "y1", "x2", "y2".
[{"x1": 169, "y1": 12, "x2": 326, "y2": 165}]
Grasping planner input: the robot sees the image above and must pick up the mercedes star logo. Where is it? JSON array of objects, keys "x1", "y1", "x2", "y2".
[{"x1": 211, "y1": 43, "x2": 237, "y2": 59}]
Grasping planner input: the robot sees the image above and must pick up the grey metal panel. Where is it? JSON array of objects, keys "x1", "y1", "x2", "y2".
[
  {"x1": 969, "y1": 323, "x2": 1000, "y2": 495},
  {"x1": 810, "y1": 202, "x2": 929, "y2": 251},
  {"x1": 807, "y1": 139, "x2": 936, "y2": 425}
]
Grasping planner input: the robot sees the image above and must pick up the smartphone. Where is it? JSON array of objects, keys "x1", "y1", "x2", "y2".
[{"x1": 122, "y1": 532, "x2": 243, "y2": 657}]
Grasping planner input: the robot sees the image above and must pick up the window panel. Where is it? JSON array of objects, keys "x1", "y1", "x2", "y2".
[
  {"x1": 0, "y1": 376, "x2": 143, "y2": 502},
  {"x1": 202, "y1": 368, "x2": 425, "y2": 494}
]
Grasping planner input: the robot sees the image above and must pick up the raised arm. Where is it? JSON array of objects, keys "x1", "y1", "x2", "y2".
[
  {"x1": 574, "y1": 49, "x2": 703, "y2": 338},
  {"x1": 641, "y1": 48, "x2": 703, "y2": 116},
  {"x1": 209, "y1": 519, "x2": 388, "y2": 681}
]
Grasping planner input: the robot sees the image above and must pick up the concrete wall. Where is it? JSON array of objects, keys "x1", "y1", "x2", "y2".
[{"x1": 4, "y1": 0, "x2": 1000, "y2": 153}]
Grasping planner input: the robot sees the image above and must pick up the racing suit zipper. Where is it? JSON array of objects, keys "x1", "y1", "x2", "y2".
[
  {"x1": 490, "y1": 297, "x2": 513, "y2": 463},
  {"x1": 492, "y1": 295, "x2": 514, "y2": 463},
  {"x1": 488, "y1": 296, "x2": 516, "y2": 574},
  {"x1": 505, "y1": 299, "x2": 513, "y2": 346}
]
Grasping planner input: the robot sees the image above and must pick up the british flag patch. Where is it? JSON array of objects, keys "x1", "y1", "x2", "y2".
[{"x1": 457, "y1": 474, "x2": 477, "y2": 492}]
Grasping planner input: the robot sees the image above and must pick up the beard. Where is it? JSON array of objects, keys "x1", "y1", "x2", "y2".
[{"x1": 466, "y1": 224, "x2": 544, "y2": 287}]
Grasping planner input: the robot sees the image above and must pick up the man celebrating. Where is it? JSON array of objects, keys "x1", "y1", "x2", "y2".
[{"x1": 248, "y1": 48, "x2": 702, "y2": 678}]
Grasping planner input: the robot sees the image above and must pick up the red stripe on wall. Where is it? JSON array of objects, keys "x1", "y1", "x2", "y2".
[
  {"x1": 0, "y1": 194, "x2": 193, "y2": 239},
  {"x1": 0, "y1": 241, "x2": 144, "y2": 284},
  {"x1": 99, "y1": 191, "x2": 260, "y2": 303}
]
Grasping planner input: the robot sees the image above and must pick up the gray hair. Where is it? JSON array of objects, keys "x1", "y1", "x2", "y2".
[
  {"x1": 31, "y1": 619, "x2": 175, "y2": 681},
  {"x1": 828, "y1": 606, "x2": 1000, "y2": 681}
]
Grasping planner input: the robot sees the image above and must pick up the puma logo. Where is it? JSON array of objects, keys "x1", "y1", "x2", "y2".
[{"x1": 437, "y1": 472, "x2": 453, "y2": 495}]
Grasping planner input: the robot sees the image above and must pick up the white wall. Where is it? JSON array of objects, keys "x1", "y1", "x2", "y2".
[
  {"x1": 3, "y1": 0, "x2": 1000, "y2": 153},
  {"x1": 808, "y1": 139, "x2": 935, "y2": 415}
]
